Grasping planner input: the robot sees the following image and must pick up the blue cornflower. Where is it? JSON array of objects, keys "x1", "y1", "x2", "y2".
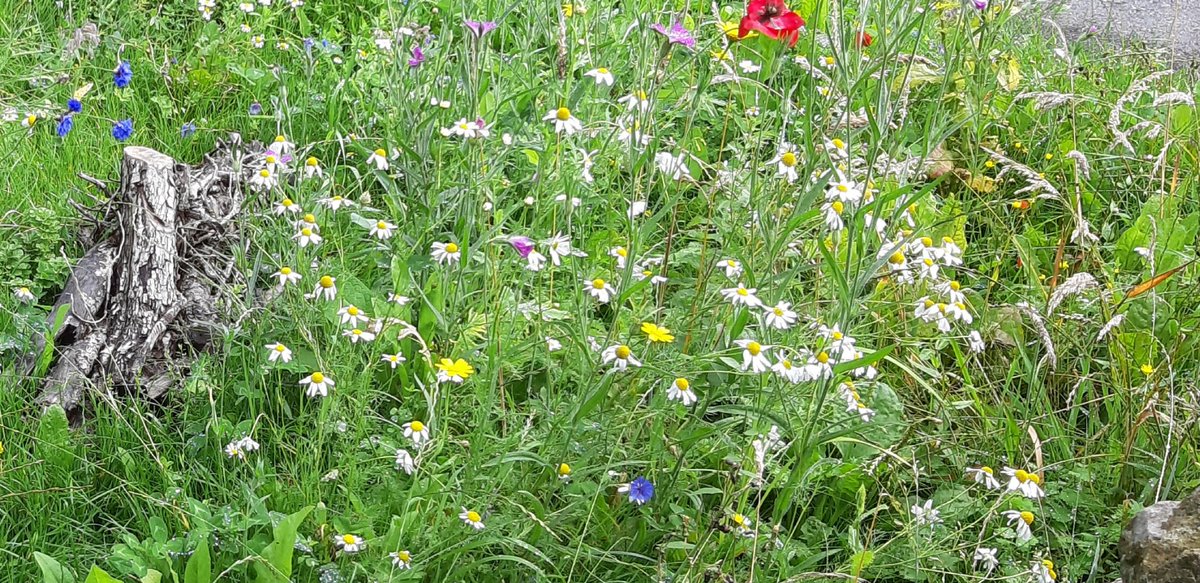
[
  {"x1": 56, "y1": 115, "x2": 74, "y2": 138},
  {"x1": 112, "y1": 119, "x2": 133, "y2": 142},
  {"x1": 248, "y1": 102, "x2": 263, "y2": 115},
  {"x1": 67, "y1": 99, "x2": 82, "y2": 113},
  {"x1": 180, "y1": 122, "x2": 197, "y2": 138},
  {"x1": 621, "y1": 477, "x2": 654, "y2": 505},
  {"x1": 113, "y1": 61, "x2": 132, "y2": 89}
]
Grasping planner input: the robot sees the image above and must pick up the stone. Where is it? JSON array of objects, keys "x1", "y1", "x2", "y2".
[{"x1": 1119, "y1": 487, "x2": 1200, "y2": 583}]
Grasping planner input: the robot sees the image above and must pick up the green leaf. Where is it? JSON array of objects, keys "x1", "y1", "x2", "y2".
[
  {"x1": 34, "y1": 552, "x2": 76, "y2": 583},
  {"x1": 184, "y1": 536, "x2": 211, "y2": 583},
  {"x1": 252, "y1": 506, "x2": 312, "y2": 582},
  {"x1": 140, "y1": 570, "x2": 163, "y2": 583},
  {"x1": 83, "y1": 566, "x2": 121, "y2": 583}
]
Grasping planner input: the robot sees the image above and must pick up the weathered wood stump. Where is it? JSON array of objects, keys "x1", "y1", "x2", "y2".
[{"x1": 35, "y1": 138, "x2": 246, "y2": 415}]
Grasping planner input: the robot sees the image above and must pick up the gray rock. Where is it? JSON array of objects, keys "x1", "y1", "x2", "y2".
[{"x1": 1120, "y1": 487, "x2": 1200, "y2": 583}]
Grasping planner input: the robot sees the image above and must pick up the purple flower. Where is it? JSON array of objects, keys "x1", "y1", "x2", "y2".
[
  {"x1": 181, "y1": 122, "x2": 197, "y2": 138},
  {"x1": 464, "y1": 20, "x2": 498, "y2": 37},
  {"x1": 508, "y1": 236, "x2": 535, "y2": 258},
  {"x1": 56, "y1": 115, "x2": 73, "y2": 138},
  {"x1": 112, "y1": 119, "x2": 133, "y2": 142},
  {"x1": 249, "y1": 102, "x2": 263, "y2": 116},
  {"x1": 651, "y1": 21, "x2": 695, "y2": 49},
  {"x1": 408, "y1": 45, "x2": 425, "y2": 69},
  {"x1": 623, "y1": 477, "x2": 654, "y2": 505},
  {"x1": 113, "y1": 61, "x2": 132, "y2": 88},
  {"x1": 972, "y1": 0, "x2": 988, "y2": 9}
]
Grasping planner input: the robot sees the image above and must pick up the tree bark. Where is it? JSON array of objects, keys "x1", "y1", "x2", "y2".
[{"x1": 36, "y1": 139, "x2": 245, "y2": 415}]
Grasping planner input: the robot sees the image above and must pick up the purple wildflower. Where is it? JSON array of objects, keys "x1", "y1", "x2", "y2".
[
  {"x1": 112, "y1": 119, "x2": 134, "y2": 142},
  {"x1": 56, "y1": 115, "x2": 73, "y2": 138},
  {"x1": 623, "y1": 477, "x2": 654, "y2": 505},
  {"x1": 508, "y1": 236, "x2": 535, "y2": 258},
  {"x1": 181, "y1": 122, "x2": 197, "y2": 138},
  {"x1": 408, "y1": 45, "x2": 425, "y2": 69},
  {"x1": 651, "y1": 21, "x2": 695, "y2": 49},
  {"x1": 249, "y1": 102, "x2": 263, "y2": 116},
  {"x1": 464, "y1": 20, "x2": 498, "y2": 37},
  {"x1": 113, "y1": 61, "x2": 132, "y2": 88},
  {"x1": 972, "y1": 0, "x2": 988, "y2": 9}
]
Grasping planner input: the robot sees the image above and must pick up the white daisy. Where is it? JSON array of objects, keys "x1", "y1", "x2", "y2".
[
  {"x1": 335, "y1": 534, "x2": 365, "y2": 554},
  {"x1": 584, "y1": 277, "x2": 616, "y2": 303},
  {"x1": 719, "y1": 259, "x2": 743, "y2": 279},
  {"x1": 666, "y1": 377, "x2": 697, "y2": 406},
  {"x1": 394, "y1": 449, "x2": 415, "y2": 475},
  {"x1": 544, "y1": 233, "x2": 573, "y2": 266},
  {"x1": 273, "y1": 197, "x2": 302, "y2": 215},
  {"x1": 274, "y1": 266, "x2": 302, "y2": 286},
  {"x1": 370, "y1": 220, "x2": 397, "y2": 240},
  {"x1": 294, "y1": 227, "x2": 322, "y2": 247},
  {"x1": 546, "y1": 337, "x2": 563, "y2": 351},
  {"x1": 460, "y1": 507, "x2": 485, "y2": 530},
  {"x1": 390, "y1": 550, "x2": 414, "y2": 569},
  {"x1": 366, "y1": 148, "x2": 390, "y2": 171},
  {"x1": 972, "y1": 547, "x2": 999, "y2": 573},
  {"x1": 601, "y1": 344, "x2": 642, "y2": 370},
  {"x1": 1002, "y1": 509, "x2": 1034, "y2": 542},
  {"x1": 772, "y1": 358, "x2": 805, "y2": 383},
  {"x1": 968, "y1": 330, "x2": 985, "y2": 353},
  {"x1": 654, "y1": 151, "x2": 691, "y2": 180},
  {"x1": 299, "y1": 371, "x2": 334, "y2": 398},
  {"x1": 617, "y1": 90, "x2": 652, "y2": 112},
  {"x1": 265, "y1": 342, "x2": 293, "y2": 363},
  {"x1": 382, "y1": 353, "x2": 407, "y2": 368},
  {"x1": 343, "y1": 328, "x2": 376, "y2": 343},
  {"x1": 308, "y1": 275, "x2": 337, "y2": 301},
  {"x1": 763, "y1": 302, "x2": 797, "y2": 330},
  {"x1": 769, "y1": 143, "x2": 801, "y2": 183},
  {"x1": 337, "y1": 305, "x2": 369, "y2": 326},
  {"x1": 910, "y1": 499, "x2": 941, "y2": 528},
  {"x1": 966, "y1": 466, "x2": 1002, "y2": 489},
  {"x1": 584, "y1": 67, "x2": 614, "y2": 85},
  {"x1": 543, "y1": 106, "x2": 582, "y2": 135},
  {"x1": 14, "y1": 287, "x2": 35, "y2": 303},
  {"x1": 431, "y1": 241, "x2": 462, "y2": 264},
  {"x1": 735, "y1": 339, "x2": 772, "y2": 373},
  {"x1": 721, "y1": 284, "x2": 763, "y2": 308},
  {"x1": 318, "y1": 195, "x2": 355, "y2": 211},
  {"x1": 403, "y1": 420, "x2": 430, "y2": 446}
]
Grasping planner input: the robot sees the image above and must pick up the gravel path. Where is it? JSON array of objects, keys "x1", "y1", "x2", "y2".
[{"x1": 1054, "y1": 0, "x2": 1199, "y2": 62}]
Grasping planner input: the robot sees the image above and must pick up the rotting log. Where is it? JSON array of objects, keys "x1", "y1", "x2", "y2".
[{"x1": 34, "y1": 137, "x2": 246, "y2": 417}]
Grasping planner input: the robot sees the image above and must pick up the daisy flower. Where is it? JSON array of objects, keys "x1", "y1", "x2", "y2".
[
  {"x1": 382, "y1": 354, "x2": 407, "y2": 368},
  {"x1": 721, "y1": 284, "x2": 763, "y2": 308},
  {"x1": 966, "y1": 466, "x2": 1002, "y2": 489},
  {"x1": 609, "y1": 246, "x2": 630, "y2": 268},
  {"x1": 318, "y1": 195, "x2": 355, "y2": 211},
  {"x1": 343, "y1": 328, "x2": 376, "y2": 343},
  {"x1": 431, "y1": 241, "x2": 462, "y2": 264},
  {"x1": 973, "y1": 547, "x2": 999, "y2": 572},
  {"x1": 544, "y1": 233, "x2": 573, "y2": 265},
  {"x1": 302, "y1": 156, "x2": 322, "y2": 179},
  {"x1": 390, "y1": 550, "x2": 413, "y2": 569},
  {"x1": 584, "y1": 278, "x2": 616, "y2": 303},
  {"x1": 1003, "y1": 467, "x2": 1046, "y2": 499},
  {"x1": 825, "y1": 170, "x2": 863, "y2": 204},
  {"x1": 735, "y1": 339, "x2": 772, "y2": 373},
  {"x1": 250, "y1": 168, "x2": 277, "y2": 191},
  {"x1": 294, "y1": 226, "x2": 322, "y2": 247},
  {"x1": 769, "y1": 143, "x2": 801, "y2": 183},
  {"x1": 403, "y1": 420, "x2": 430, "y2": 446},
  {"x1": 1002, "y1": 509, "x2": 1035, "y2": 542},
  {"x1": 300, "y1": 371, "x2": 334, "y2": 398},
  {"x1": 731, "y1": 512, "x2": 754, "y2": 536},
  {"x1": 370, "y1": 220, "x2": 397, "y2": 240},
  {"x1": 1031, "y1": 559, "x2": 1057, "y2": 583},
  {"x1": 910, "y1": 499, "x2": 941, "y2": 528},
  {"x1": 601, "y1": 344, "x2": 642, "y2": 370},
  {"x1": 641, "y1": 322, "x2": 674, "y2": 343},
  {"x1": 719, "y1": 259, "x2": 743, "y2": 279},
  {"x1": 543, "y1": 106, "x2": 582, "y2": 135},
  {"x1": 584, "y1": 67, "x2": 614, "y2": 85},
  {"x1": 435, "y1": 358, "x2": 475, "y2": 383},
  {"x1": 335, "y1": 534, "x2": 365, "y2": 554},
  {"x1": 394, "y1": 449, "x2": 415, "y2": 475},
  {"x1": 822, "y1": 200, "x2": 845, "y2": 231},
  {"x1": 337, "y1": 305, "x2": 369, "y2": 326},
  {"x1": 617, "y1": 90, "x2": 651, "y2": 112},
  {"x1": 772, "y1": 358, "x2": 804, "y2": 383},
  {"x1": 308, "y1": 275, "x2": 337, "y2": 301},
  {"x1": 546, "y1": 337, "x2": 563, "y2": 351},
  {"x1": 14, "y1": 287, "x2": 35, "y2": 303},
  {"x1": 265, "y1": 342, "x2": 293, "y2": 363},
  {"x1": 460, "y1": 507, "x2": 485, "y2": 530},
  {"x1": 763, "y1": 302, "x2": 797, "y2": 330},
  {"x1": 366, "y1": 148, "x2": 390, "y2": 170},
  {"x1": 968, "y1": 330, "x2": 986, "y2": 353},
  {"x1": 803, "y1": 351, "x2": 835, "y2": 381},
  {"x1": 274, "y1": 266, "x2": 301, "y2": 286},
  {"x1": 654, "y1": 151, "x2": 691, "y2": 180},
  {"x1": 634, "y1": 267, "x2": 668, "y2": 285},
  {"x1": 273, "y1": 197, "x2": 301, "y2": 215},
  {"x1": 825, "y1": 137, "x2": 848, "y2": 160},
  {"x1": 935, "y1": 280, "x2": 966, "y2": 305},
  {"x1": 666, "y1": 377, "x2": 697, "y2": 406}
]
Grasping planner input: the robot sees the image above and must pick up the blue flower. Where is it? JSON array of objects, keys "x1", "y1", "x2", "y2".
[
  {"x1": 113, "y1": 61, "x2": 132, "y2": 89},
  {"x1": 67, "y1": 99, "x2": 82, "y2": 113},
  {"x1": 112, "y1": 119, "x2": 133, "y2": 142},
  {"x1": 623, "y1": 477, "x2": 654, "y2": 505},
  {"x1": 56, "y1": 115, "x2": 73, "y2": 138},
  {"x1": 180, "y1": 122, "x2": 197, "y2": 138},
  {"x1": 248, "y1": 102, "x2": 263, "y2": 115}
]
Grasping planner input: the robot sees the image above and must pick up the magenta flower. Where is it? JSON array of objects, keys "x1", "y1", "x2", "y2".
[
  {"x1": 508, "y1": 236, "x2": 535, "y2": 258},
  {"x1": 651, "y1": 21, "x2": 695, "y2": 49},
  {"x1": 464, "y1": 20, "x2": 498, "y2": 37},
  {"x1": 408, "y1": 45, "x2": 425, "y2": 69},
  {"x1": 973, "y1": 0, "x2": 988, "y2": 9}
]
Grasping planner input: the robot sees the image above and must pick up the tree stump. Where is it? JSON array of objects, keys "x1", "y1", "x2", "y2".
[{"x1": 35, "y1": 138, "x2": 246, "y2": 416}]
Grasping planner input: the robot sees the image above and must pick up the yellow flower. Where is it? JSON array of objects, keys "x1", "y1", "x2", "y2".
[
  {"x1": 563, "y1": 3, "x2": 585, "y2": 16},
  {"x1": 558, "y1": 463, "x2": 571, "y2": 477},
  {"x1": 436, "y1": 358, "x2": 476, "y2": 382},
  {"x1": 718, "y1": 20, "x2": 754, "y2": 40},
  {"x1": 1140, "y1": 363, "x2": 1154, "y2": 376},
  {"x1": 641, "y1": 322, "x2": 675, "y2": 343}
]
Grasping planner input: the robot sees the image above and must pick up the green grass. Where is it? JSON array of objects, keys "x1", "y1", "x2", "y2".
[{"x1": 1, "y1": 0, "x2": 1198, "y2": 581}]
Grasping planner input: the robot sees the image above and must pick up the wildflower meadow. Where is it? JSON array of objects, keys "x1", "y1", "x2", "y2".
[{"x1": 0, "y1": 0, "x2": 1197, "y2": 582}]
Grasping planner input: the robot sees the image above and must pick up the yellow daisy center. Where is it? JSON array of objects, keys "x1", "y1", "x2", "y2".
[
  {"x1": 888, "y1": 251, "x2": 905, "y2": 264},
  {"x1": 736, "y1": 287, "x2": 749, "y2": 296},
  {"x1": 924, "y1": 299, "x2": 936, "y2": 308},
  {"x1": 311, "y1": 372, "x2": 325, "y2": 383},
  {"x1": 981, "y1": 466, "x2": 993, "y2": 475},
  {"x1": 275, "y1": 135, "x2": 286, "y2": 142},
  {"x1": 1020, "y1": 511, "x2": 1035, "y2": 525},
  {"x1": 817, "y1": 352, "x2": 830, "y2": 364},
  {"x1": 281, "y1": 198, "x2": 293, "y2": 207},
  {"x1": 275, "y1": 344, "x2": 286, "y2": 352},
  {"x1": 1015, "y1": 469, "x2": 1030, "y2": 482},
  {"x1": 347, "y1": 306, "x2": 359, "y2": 316},
  {"x1": 733, "y1": 513, "x2": 747, "y2": 526},
  {"x1": 341, "y1": 534, "x2": 355, "y2": 544},
  {"x1": 556, "y1": 107, "x2": 571, "y2": 121},
  {"x1": 1029, "y1": 473, "x2": 1041, "y2": 485},
  {"x1": 837, "y1": 184, "x2": 848, "y2": 192},
  {"x1": 782, "y1": 360, "x2": 793, "y2": 369},
  {"x1": 773, "y1": 308, "x2": 784, "y2": 316},
  {"x1": 781, "y1": 152, "x2": 797, "y2": 167},
  {"x1": 832, "y1": 138, "x2": 845, "y2": 149},
  {"x1": 304, "y1": 214, "x2": 316, "y2": 223},
  {"x1": 832, "y1": 331, "x2": 843, "y2": 340},
  {"x1": 727, "y1": 260, "x2": 737, "y2": 267},
  {"x1": 376, "y1": 221, "x2": 388, "y2": 230},
  {"x1": 950, "y1": 281, "x2": 961, "y2": 291},
  {"x1": 921, "y1": 236, "x2": 933, "y2": 247},
  {"x1": 259, "y1": 169, "x2": 270, "y2": 177},
  {"x1": 597, "y1": 67, "x2": 608, "y2": 74},
  {"x1": 265, "y1": 155, "x2": 277, "y2": 164},
  {"x1": 674, "y1": 378, "x2": 690, "y2": 391},
  {"x1": 445, "y1": 242, "x2": 459, "y2": 253},
  {"x1": 746, "y1": 342, "x2": 761, "y2": 356},
  {"x1": 306, "y1": 157, "x2": 318, "y2": 166},
  {"x1": 591, "y1": 278, "x2": 606, "y2": 289},
  {"x1": 301, "y1": 228, "x2": 313, "y2": 236},
  {"x1": 410, "y1": 420, "x2": 425, "y2": 432},
  {"x1": 831, "y1": 201, "x2": 844, "y2": 213},
  {"x1": 398, "y1": 551, "x2": 410, "y2": 561},
  {"x1": 616, "y1": 247, "x2": 627, "y2": 257},
  {"x1": 615, "y1": 345, "x2": 631, "y2": 359},
  {"x1": 280, "y1": 267, "x2": 292, "y2": 275},
  {"x1": 319, "y1": 275, "x2": 334, "y2": 288},
  {"x1": 466, "y1": 511, "x2": 481, "y2": 523},
  {"x1": 374, "y1": 148, "x2": 386, "y2": 157}
]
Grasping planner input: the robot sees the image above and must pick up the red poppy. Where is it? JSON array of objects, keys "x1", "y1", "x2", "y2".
[
  {"x1": 738, "y1": 0, "x2": 805, "y2": 47},
  {"x1": 855, "y1": 31, "x2": 873, "y2": 48}
]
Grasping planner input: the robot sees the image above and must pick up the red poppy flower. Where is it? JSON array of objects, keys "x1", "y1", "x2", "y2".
[
  {"x1": 855, "y1": 31, "x2": 873, "y2": 48},
  {"x1": 738, "y1": 0, "x2": 805, "y2": 47}
]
